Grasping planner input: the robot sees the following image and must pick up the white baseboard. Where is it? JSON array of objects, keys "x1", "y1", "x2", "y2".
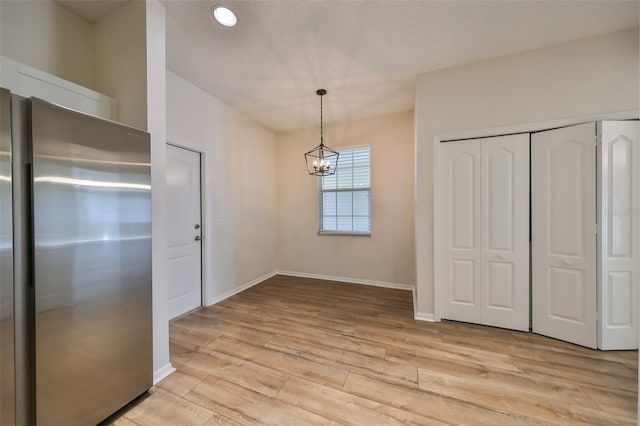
[
  {"x1": 153, "y1": 362, "x2": 176, "y2": 385},
  {"x1": 207, "y1": 270, "x2": 278, "y2": 306},
  {"x1": 414, "y1": 312, "x2": 436, "y2": 322},
  {"x1": 276, "y1": 270, "x2": 414, "y2": 291}
]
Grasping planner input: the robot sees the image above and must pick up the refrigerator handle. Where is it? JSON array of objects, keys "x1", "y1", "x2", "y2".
[{"x1": 24, "y1": 162, "x2": 35, "y2": 289}]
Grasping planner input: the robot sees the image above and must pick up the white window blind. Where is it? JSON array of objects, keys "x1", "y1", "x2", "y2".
[{"x1": 319, "y1": 146, "x2": 371, "y2": 234}]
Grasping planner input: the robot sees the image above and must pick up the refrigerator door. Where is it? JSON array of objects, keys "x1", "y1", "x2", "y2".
[
  {"x1": 0, "y1": 88, "x2": 15, "y2": 425},
  {"x1": 30, "y1": 98, "x2": 152, "y2": 425}
]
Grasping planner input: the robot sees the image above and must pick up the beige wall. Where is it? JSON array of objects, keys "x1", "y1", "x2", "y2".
[
  {"x1": 415, "y1": 28, "x2": 640, "y2": 318},
  {"x1": 277, "y1": 111, "x2": 415, "y2": 287},
  {"x1": 166, "y1": 71, "x2": 278, "y2": 303},
  {"x1": 94, "y1": 1, "x2": 147, "y2": 130},
  {"x1": 0, "y1": 0, "x2": 95, "y2": 90}
]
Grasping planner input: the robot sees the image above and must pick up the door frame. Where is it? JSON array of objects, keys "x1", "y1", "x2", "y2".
[
  {"x1": 166, "y1": 139, "x2": 206, "y2": 311},
  {"x1": 431, "y1": 110, "x2": 638, "y2": 324}
]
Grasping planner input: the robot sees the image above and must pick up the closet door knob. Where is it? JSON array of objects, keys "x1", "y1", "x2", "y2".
[{"x1": 562, "y1": 259, "x2": 571, "y2": 265}]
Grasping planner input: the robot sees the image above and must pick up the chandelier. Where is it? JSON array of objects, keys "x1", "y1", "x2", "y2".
[{"x1": 304, "y1": 89, "x2": 339, "y2": 176}]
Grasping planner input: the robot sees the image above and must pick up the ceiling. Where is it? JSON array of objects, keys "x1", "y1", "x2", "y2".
[
  {"x1": 61, "y1": 1, "x2": 639, "y2": 133},
  {"x1": 57, "y1": 0, "x2": 127, "y2": 23}
]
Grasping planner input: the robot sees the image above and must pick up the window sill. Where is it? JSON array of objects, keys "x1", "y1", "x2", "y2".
[{"x1": 318, "y1": 231, "x2": 371, "y2": 237}]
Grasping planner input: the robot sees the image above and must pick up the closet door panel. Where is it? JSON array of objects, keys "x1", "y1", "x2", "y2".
[
  {"x1": 486, "y1": 262, "x2": 514, "y2": 308},
  {"x1": 600, "y1": 120, "x2": 639, "y2": 349},
  {"x1": 481, "y1": 134, "x2": 530, "y2": 331},
  {"x1": 532, "y1": 123, "x2": 597, "y2": 348},
  {"x1": 439, "y1": 140, "x2": 481, "y2": 323}
]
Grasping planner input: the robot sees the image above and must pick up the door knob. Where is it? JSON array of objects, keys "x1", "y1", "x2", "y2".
[
  {"x1": 195, "y1": 235, "x2": 202, "y2": 241},
  {"x1": 562, "y1": 259, "x2": 571, "y2": 265},
  {"x1": 194, "y1": 224, "x2": 200, "y2": 229},
  {"x1": 497, "y1": 254, "x2": 505, "y2": 260}
]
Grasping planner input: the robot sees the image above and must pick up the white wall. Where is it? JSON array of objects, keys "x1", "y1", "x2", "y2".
[
  {"x1": 166, "y1": 71, "x2": 278, "y2": 304},
  {"x1": 277, "y1": 111, "x2": 415, "y2": 288},
  {"x1": 0, "y1": 0, "x2": 95, "y2": 90},
  {"x1": 415, "y1": 28, "x2": 640, "y2": 318},
  {"x1": 145, "y1": 0, "x2": 172, "y2": 383},
  {"x1": 94, "y1": 1, "x2": 147, "y2": 130}
]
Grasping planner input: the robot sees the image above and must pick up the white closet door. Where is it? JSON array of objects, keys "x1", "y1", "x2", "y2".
[
  {"x1": 440, "y1": 134, "x2": 529, "y2": 330},
  {"x1": 599, "y1": 121, "x2": 639, "y2": 349},
  {"x1": 481, "y1": 134, "x2": 530, "y2": 331},
  {"x1": 532, "y1": 123, "x2": 597, "y2": 348},
  {"x1": 440, "y1": 140, "x2": 482, "y2": 323}
]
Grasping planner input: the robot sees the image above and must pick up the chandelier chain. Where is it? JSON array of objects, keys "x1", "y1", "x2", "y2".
[{"x1": 319, "y1": 92, "x2": 324, "y2": 146}]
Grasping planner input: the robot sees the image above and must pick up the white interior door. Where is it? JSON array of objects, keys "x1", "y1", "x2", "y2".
[
  {"x1": 166, "y1": 144, "x2": 202, "y2": 320},
  {"x1": 532, "y1": 123, "x2": 597, "y2": 348},
  {"x1": 439, "y1": 140, "x2": 482, "y2": 323},
  {"x1": 440, "y1": 135, "x2": 530, "y2": 330},
  {"x1": 599, "y1": 120, "x2": 639, "y2": 349},
  {"x1": 481, "y1": 134, "x2": 530, "y2": 331}
]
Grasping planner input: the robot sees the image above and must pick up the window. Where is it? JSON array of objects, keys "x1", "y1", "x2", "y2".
[{"x1": 318, "y1": 146, "x2": 371, "y2": 235}]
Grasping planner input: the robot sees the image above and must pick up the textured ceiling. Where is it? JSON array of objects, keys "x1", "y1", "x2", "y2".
[
  {"x1": 62, "y1": 0, "x2": 640, "y2": 133},
  {"x1": 56, "y1": 0, "x2": 127, "y2": 23},
  {"x1": 162, "y1": 1, "x2": 638, "y2": 133}
]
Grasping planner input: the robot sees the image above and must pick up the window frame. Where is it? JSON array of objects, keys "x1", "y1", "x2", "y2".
[{"x1": 317, "y1": 145, "x2": 371, "y2": 236}]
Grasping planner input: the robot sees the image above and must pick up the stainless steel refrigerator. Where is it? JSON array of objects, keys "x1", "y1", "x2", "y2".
[{"x1": 0, "y1": 88, "x2": 153, "y2": 425}]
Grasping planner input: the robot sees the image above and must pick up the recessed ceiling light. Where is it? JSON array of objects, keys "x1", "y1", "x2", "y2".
[{"x1": 212, "y1": 6, "x2": 237, "y2": 27}]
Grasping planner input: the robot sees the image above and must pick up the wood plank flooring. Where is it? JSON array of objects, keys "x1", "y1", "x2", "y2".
[{"x1": 110, "y1": 275, "x2": 638, "y2": 425}]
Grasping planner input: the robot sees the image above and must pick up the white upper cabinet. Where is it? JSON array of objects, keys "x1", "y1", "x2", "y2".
[{"x1": 1, "y1": 56, "x2": 115, "y2": 120}]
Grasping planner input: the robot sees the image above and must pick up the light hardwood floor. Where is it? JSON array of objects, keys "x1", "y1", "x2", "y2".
[{"x1": 111, "y1": 275, "x2": 638, "y2": 425}]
